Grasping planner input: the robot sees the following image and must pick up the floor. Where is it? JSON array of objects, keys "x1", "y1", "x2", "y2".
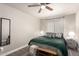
[
  {"x1": 7, "y1": 46, "x2": 31, "y2": 56},
  {"x1": 7, "y1": 46, "x2": 79, "y2": 56}
]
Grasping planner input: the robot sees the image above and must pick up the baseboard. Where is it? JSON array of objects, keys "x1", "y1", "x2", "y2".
[{"x1": 0, "y1": 44, "x2": 28, "y2": 56}]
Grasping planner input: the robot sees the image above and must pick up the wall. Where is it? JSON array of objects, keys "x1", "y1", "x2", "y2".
[
  {"x1": 64, "y1": 14, "x2": 76, "y2": 38},
  {"x1": 0, "y1": 4, "x2": 40, "y2": 55},
  {"x1": 40, "y1": 19, "x2": 47, "y2": 32},
  {"x1": 76, "y1": 10, "x2": 79, "y2": 42}
]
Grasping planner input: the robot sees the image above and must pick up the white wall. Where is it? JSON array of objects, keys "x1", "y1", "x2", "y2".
[
  {"x1": 76, "y1": 11, "x2": 79, "y2": 42},
  {"x1": 0, "y1": 4, "x2": 40, "y2": 55},
  {"x1": 64, "y1": 14, "x2": 76, "y2": 38},
  {"x1": 40, "y1": 19, "x2": 47, "y2": 32}
]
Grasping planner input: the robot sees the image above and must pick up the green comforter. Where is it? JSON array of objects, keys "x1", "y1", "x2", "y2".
[{"x1": 28, "y1": 36, "x2": 68, "y2": 56}]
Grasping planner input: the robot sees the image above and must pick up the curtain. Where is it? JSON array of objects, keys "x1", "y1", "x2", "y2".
[{"x1": 46, "y1": 17, "x2": 64, "y2": 33}]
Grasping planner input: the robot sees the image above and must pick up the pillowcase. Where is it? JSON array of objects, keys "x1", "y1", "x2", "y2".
[
  {"x1": 55, "y1": 33, "x2": 63, "y2": 39},
  {"x1": 45, "y1": 32, "x2": 63, "y2": 39},
  {"x1": 46, "y1": 32, "x2": 52, "y2": 38}
]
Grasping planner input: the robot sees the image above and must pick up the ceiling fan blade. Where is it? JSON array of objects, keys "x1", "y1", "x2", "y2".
[
  {"x1": 28, "y1": 5, "x2": 40, "y2": 7},
  {"x1": 38, "y1": 8, "x2": 42, "y2": 13},
  {"x1": 40, "y1": 3, "x2": 50, "y2": 5},
  {"x1": 45, "y1": 6, "x2": 53, "y2": 11},
  {"x1": 46, "y1": 3, "x2": 50, "y2": 5}
]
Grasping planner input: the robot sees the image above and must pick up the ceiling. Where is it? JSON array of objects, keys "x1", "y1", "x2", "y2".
[{"x1": 5, "y1": 3, "x2": 79, "y2": 19}]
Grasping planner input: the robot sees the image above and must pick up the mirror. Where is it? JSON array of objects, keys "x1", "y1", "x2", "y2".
[{"x1": 0, "y1": 18, "x2": 11, "y2": 46}]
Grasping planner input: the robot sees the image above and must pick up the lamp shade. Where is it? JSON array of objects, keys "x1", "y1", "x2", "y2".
[
  {"x1": 40, "y1": 31, "x2": 46, "y2": 36},
  {"x1": 68, "y1": 31, "x2": 75, "y2": 38}
]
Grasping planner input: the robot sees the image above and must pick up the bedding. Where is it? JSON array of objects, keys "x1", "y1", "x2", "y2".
[
  {"x1": 28, "y1": 35, "x2": 68, "y2": 56},
  {"x1": 66, "y1": 39, "x2": 78, "y2": 50},
  {"x1": 66, "y1": 39, "x2": 79, "y2": 56}
]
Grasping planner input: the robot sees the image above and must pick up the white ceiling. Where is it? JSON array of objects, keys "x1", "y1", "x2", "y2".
[{"x1": 5, "y1": 3, "x2": 79, "y2": 19}]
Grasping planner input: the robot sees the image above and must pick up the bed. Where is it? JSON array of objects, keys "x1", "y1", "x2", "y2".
[{"x1": 28, "y1": 33, "x2": 68, "y2": 56}]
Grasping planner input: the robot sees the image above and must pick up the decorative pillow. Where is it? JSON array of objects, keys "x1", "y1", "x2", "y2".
[
  {"x1": 55, "y1": 33, "x2": 63, "y2": 39},
  {"x1": 46, "y1": 32, "x2": 63, "y2": 39},
  {"x1": 46, "y1": 32, "x2": 52, "y2": 38}
]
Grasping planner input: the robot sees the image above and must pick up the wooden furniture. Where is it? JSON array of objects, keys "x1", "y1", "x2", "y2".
[{"x1": 36, "y1": 47, "x2": 58, "y2": 56}]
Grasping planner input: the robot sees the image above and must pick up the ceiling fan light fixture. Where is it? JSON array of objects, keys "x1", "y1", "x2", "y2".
[{"x1": 41, "y1": 5, "x2": 45, "y2": 9}]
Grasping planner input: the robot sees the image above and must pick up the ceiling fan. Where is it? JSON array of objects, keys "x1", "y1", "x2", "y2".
[{"x1": 27, "y1": 3, "x2": 53, "y2": 13}]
